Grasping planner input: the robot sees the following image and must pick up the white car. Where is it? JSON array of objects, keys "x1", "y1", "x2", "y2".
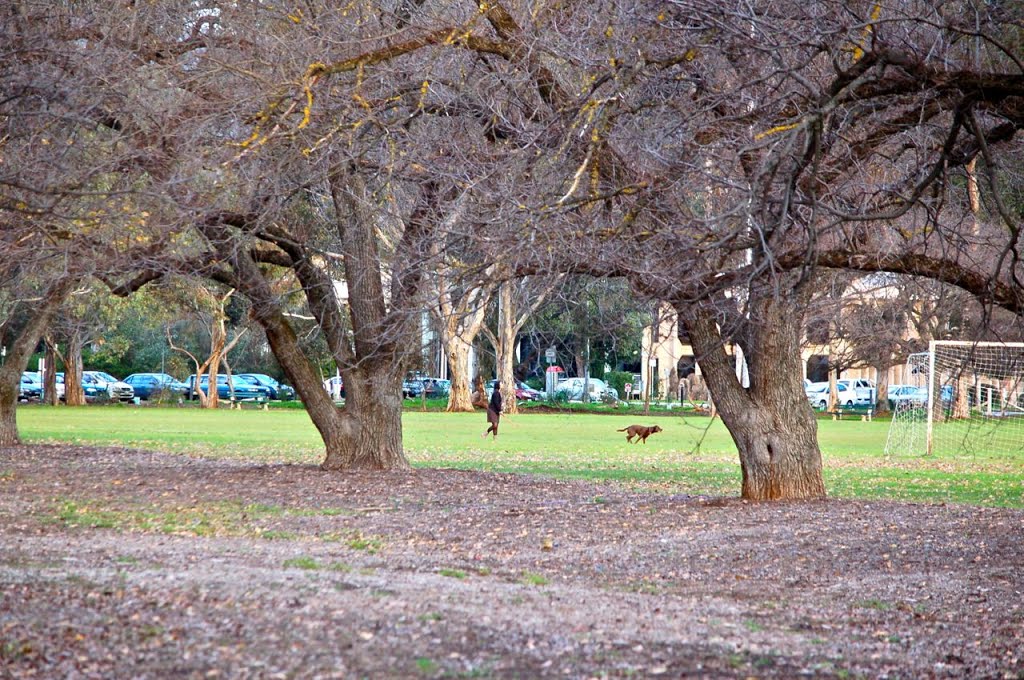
[
  {"x1": 323, "y1": 376, "x2": 344, "y2": 400},
  {"x1": 888, "y1": 384, "x2": 928, "y2": 406},
  {"x1": 81, "y1": 370, "x2": 135, "y2": 402},
  {"x1": 555, "y1": 377, "x2": 618, "y2": 402},
  {"x1": 25, "y1": 371, "x2": 66, "y2": 401},
  {"x1": 805, "y1": 381, "x2": 855, "y2": 410},
  {"x1": 837, "y1": 378, "x2": 876, "y2": 405}
]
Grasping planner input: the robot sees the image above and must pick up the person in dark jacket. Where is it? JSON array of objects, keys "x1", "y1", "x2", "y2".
[{"x1": 483, "y1": 383, "x2": 502, "y2": 439}]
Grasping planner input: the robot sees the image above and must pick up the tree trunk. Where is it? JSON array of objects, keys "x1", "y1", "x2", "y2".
[
  {"x1": 495, "y1": 282, "x2": 518, "y2": 414},
  {"x1": 951, "y1": 375, "x2": 970, "y2": 419},
  {"x1": 0, "y1": 368, "x2": 19, "y2": 447},
  {"x1": 874, "y1": 364, "x2": 890, "y2": 414},
  {"x1": 208, "y1": 215, "x2": 410, "y2": 471},
  {"x1": 682, "y1": 295, "x2": 826, "y2": 501},
  {"x1": 42, "y1": 338, "x2": 59, "y2": 406},
  {"x1": 445, "y1": 340, "x2": 475, "y2": 412},
  {"x1": 0, "y1": 277, "x2": 78, "y2": 446},
  {"x1": 64, "y1": 333, "x2": 86, "y2": 406},
  {"x1": 323, "y1": 366, "x2": 407, "y2": 470},
  {"x1": 204, "y1": 313, "x2": 226, "y2": 409},
  {"x1": 827, "y1": 366, "x2": 839, "y2": 411},
  {"x1": 251, "y1": 288, "x2": 408, "y2": 470}
]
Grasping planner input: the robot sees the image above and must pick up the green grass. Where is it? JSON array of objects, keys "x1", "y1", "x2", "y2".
[{"x1": 15, "y1": 404, "x2": 1024, "y2": 507}]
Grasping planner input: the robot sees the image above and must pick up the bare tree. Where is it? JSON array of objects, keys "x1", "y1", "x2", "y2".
[
  {"x1": 431, "y1": 268, "x2": 494, "y2": 413},
  {"x1": 481, "y1": 274, "x2": 560, "y2": 414}
]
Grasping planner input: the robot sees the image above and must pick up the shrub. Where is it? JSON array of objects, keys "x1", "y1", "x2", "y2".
[{"x1": 604, "y1": 371, "x2": 634, "y2": 399}]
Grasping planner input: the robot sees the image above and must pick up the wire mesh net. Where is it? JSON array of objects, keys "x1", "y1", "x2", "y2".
[{"x1": 885, "y1": 342, "x2": 1024, "y2": 457}]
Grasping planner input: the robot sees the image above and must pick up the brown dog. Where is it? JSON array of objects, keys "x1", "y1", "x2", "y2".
[{"x1": 617, "y1": 424, "x2": 663, "y2": 444}]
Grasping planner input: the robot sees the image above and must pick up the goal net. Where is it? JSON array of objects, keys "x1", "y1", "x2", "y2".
[{"x1": 884, "y1": 341, "x2": 1024, "y2": 457}]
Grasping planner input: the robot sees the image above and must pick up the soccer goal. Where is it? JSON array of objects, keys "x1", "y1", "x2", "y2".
[{"x1": 884, "y1": 341, "x2": 1024, "y2": 457}]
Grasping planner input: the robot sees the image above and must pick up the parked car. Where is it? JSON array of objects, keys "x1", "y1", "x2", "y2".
[
  {"x1": 419, "y1": 378, "x2": 450, "y2": 399},
  {"x1": 555, "y1": 377, "x2": 619, "y2": 402},
  {"x1": 81, "y1": 371, "x2": 135, "y2": 402},
  {"x1": 888, "y1": 384, "x2": 928, "y2": 407},
  {"x1": 238, "y1": 373, "x2": 296, "y2": 401},
  {"x1": 52, "y1": 372, "x2": 65, "y2": 401},
  {"x1": 485, "y1": 379, "x2": 543, "y2": 402},
  {"x1": 124, "y1": 373, "x2": 190, "y2": 401},
  {"x1": 805, "y1": 381, "x2": 855, "y2": 410},
  {"x1": 837, "y1": 378, "x2": 876, "y2": 405},
  {"x1": 402, "y1": 379, "x2": 424, "y2": 398},
  {"x1": 187, "y1": 374, "x2": 270, "y2": 402},
  {"x1": 323, "y1": 376, "x2": 345, "y2": 400},
  {"x1": 19, "y1": 372, "x2": 42, "y2": 401}
]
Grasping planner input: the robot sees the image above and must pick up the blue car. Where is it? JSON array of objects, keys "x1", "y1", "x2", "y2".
[
  {"x1": 237, "y1": 373, "x2": 296, "y2": 401},
  {"x1": 124, "y1": 373, "x2": 190, "y2": 400},
  {"x1": 19, "y1": 372, "x2": 42, "y2": 401},
  {"x1": 187, "y1": 374, "x2": 270, "y2": 402}
]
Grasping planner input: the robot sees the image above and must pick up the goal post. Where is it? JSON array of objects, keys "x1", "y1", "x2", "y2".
[{"x1": 885, "y1": 341, "x2": 1024, "y2": 457}]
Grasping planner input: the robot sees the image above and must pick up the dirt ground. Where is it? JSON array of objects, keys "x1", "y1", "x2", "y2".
[{"x1": 1, "y1": 445, "x2": 1022, "y2": 679}]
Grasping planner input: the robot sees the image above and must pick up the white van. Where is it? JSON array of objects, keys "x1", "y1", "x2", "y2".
[
  {"x1": 555, "y1": 377, "x2": 618, "y2": 402},
  {"x1": 837, "y1": 378, "x2": 875, "y2": 405}
]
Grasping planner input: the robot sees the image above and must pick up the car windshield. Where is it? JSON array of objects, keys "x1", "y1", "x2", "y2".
[{"x1": 92, "y1": 372, "x2": 118, "y2": 382}]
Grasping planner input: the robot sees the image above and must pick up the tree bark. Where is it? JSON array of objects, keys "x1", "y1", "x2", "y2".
[
  {"x1": 495, "y1": 282, "x2": 518, "y2": 414},
  {"x1": 204, "y1": 301, "x2": 227, "y2": 409},
  {"x1": 484, "y1": 276, "x2": 557, "y2": 416},
  {"x1": 64, "y1": 333, "x2": 86, "y2": 406},
  {"x1": 444, "y1": 340, "x2": 476, "y2": 412},
  {"x1": 204, "y1": 174, "x2": 413, "y2": 470},
  {"x1": 0, "y1": 277, "x2": 78, "y2": 446},
  {"x1": 874, "y1": 364, "x2": 890, "y2": 414},
  {"x1": 681, "y1": 294, "x2": 826, "y2": 501},
  {"x1": 42, "y1": 338, "x2": 59, "y2": 406}
]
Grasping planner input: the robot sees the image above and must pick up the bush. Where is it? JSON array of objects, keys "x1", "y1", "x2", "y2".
[{"x1": 604, "y1": 371, "x2": 633, "y2": 399}]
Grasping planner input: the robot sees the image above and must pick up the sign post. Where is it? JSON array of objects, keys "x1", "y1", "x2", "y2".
[
  {"x1": 624, "y1": 382, "x2": 633, "y2": 399},
  {"x1": 544, "y1": 347, "x2": 556, "y2": 364},
  {"x1": 545, "y1": 365, "x2": 563, "y2": 397}
]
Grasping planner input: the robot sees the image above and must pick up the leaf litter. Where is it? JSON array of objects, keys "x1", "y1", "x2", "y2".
[{"x1": 0, "y1": 444, "x2": 1021, "y2": 678}]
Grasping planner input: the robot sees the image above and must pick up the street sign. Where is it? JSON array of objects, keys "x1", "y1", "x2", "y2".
[
  {"x1": 544, "y1": 347, "x2": 556, "y2": 363},
  {"x1": 624, "y1": 383, "x2": 633, "y2": 398}
]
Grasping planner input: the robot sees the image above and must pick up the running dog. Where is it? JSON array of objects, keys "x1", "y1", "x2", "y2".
[{"x1": 617, "y1": 424, "x2": 663, "y2": 444}]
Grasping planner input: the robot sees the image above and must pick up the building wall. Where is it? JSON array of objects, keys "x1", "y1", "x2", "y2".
[{"x1": 641, "y1": 302, "x2": 919, "y2": 401}]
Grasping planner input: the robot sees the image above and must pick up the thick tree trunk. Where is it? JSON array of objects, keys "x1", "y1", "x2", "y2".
[
  {"x1": 496, "y1": 282, "x2": 518, "y2": 414},
  {"x1": 64, "y1": 333, "x2": 86, "y2": 406},
  {"x1": 42, "y1": 339, "x2": 59, "y2": 406},
  {"x1": 323, "y1": 366, "x2": 407, "y2": 470},
  {"x1": 252, "y1": 289, "x2": 409, "y2": 470},
  {"x1": 445, "y1": 341, "x2": 475, "y2": 412},
  {"x1": 0, "y1": 374, "x2": 18, "y2": 447},
  {"x1": 874, "y1": 364, "x2": 890, "y2": 414},
  {"x1": 682, "y1": 295, "x2": 826, "y2": 501},
  {"x1": 0, "y1": 277, "x2": 77, "y2": 446},
  {"x1": 951, "y1": 376, "x2": 970, "y2": 419},
  {"x1": 827, "y1": 366, "x2": 839, "y2": 411},
  {"x1": 210, "y1": 214, "x2": 410, "y2": 471},
  {"x1": 204, "y1": 315, "x2": 226, "y2": 409}
]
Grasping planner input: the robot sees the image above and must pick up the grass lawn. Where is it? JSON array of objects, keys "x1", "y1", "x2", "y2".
[{"x1": 14, "y1": 404, "x2": 1024, "y2": 508}]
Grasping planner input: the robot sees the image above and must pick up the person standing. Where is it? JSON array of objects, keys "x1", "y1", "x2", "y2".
[{"x1": 483, "y1": 383, "x2": 502, "y2": 439}]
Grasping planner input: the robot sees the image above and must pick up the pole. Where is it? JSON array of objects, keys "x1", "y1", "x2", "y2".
[
  {"x1": 926, "y1": 341, "x2": 936, "y2": 456},
  {"x1": 583, "y1": 337, "x2": 590, "y2": 403}
]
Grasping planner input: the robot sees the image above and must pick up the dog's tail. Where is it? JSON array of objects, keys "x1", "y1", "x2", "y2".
[{"x1": 617, "y1": 427, "x2": 628, "y2": 432}]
